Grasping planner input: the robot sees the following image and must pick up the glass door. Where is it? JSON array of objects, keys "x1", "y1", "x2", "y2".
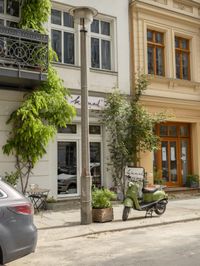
[
  {"x1": 155, "y1": 123, "x2": 191, "y2": 187},
  {"x1": 57, "y1": 141, "x2": 78, "y2": 195},
  {"x1": 161, "y1": 140, "x2": 179, "y2": 186}
]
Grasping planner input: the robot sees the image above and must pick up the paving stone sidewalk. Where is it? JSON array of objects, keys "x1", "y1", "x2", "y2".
[{"x1": 33, "y1": 197, "x2": 200, "y2": 240}]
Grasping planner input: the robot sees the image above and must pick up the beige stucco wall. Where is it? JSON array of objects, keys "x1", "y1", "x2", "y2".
[{"x1": 130, "y1": 0, "x2": 200, "y2": 184}]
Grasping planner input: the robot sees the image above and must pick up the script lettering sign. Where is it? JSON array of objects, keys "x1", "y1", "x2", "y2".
[{"x1": 125, "y1": 167, "x2": 144, "y2": 181}]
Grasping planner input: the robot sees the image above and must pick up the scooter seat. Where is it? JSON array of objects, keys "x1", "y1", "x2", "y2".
[{"x1": 142, "y1": 187, "x2": 158, "y2": 193}]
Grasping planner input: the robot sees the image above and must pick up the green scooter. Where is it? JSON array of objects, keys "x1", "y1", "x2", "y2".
[{"x1": 122, "y1": 177, "x2": 168, "y2": 221}]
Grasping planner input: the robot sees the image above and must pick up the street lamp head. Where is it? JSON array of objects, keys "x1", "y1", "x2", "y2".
[{"x1": 70, "y1": 6, "x2": 98, "y2": 29}]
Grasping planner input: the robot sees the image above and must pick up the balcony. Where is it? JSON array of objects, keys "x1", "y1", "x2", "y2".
[{"x1": 0, "y1": 26, "x2": 48, "y2": 90}]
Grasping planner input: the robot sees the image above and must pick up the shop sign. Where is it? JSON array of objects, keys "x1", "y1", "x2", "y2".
[
  {"x1": 69, "y1": 95, "x2": 105, "y2": 110},
  {"x1": 125, "y1": 166, "x2": 145, "y2": 181}
]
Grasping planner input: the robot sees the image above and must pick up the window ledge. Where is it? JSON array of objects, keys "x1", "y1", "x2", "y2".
[
  {"x1": 53, "y1": 62, "x2": 118, "y2": 76},
  {"x1": 52, "y1": 62, "x2": 80, "y2": 70},
  {"x1": 148, "y1": 74, "x2": 200, "y2": 89},
  {"x1": 90, "y1": 68, "x2": 118, "y2": 76}
]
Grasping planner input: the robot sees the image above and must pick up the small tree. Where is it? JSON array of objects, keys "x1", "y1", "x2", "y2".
[{"x1": 102, "y1": 74, "x2": 168, "y2": 196}]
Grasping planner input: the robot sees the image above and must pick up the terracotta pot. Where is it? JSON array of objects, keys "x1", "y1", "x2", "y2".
[{"x1": 92, "y1": 207, "x2": 113, "y2": 223}]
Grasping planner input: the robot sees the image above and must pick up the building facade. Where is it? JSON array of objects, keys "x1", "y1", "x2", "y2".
[
  {"x1": 130, "y1": 0, "x2": 200, "y2": 187},
  {"x1": 0, "y1": 0, "x2": 130, "y2": 199}
]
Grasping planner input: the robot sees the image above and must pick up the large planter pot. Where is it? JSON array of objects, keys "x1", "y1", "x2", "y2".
[{"x1": 92, "y1": 207, "x2": 113, "y2": 223}]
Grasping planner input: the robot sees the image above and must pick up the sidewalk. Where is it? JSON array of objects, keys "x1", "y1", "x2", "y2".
[{"x1": 34, "y1": 197, "x2": 200, "y2": 239}]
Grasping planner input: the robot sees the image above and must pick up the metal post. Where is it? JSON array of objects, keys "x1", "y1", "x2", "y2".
[{"x1": 80, "y1": 18, "x2": 92, "y2": 225}]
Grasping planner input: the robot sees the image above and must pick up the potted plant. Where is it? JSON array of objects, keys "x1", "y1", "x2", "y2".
[
  {"x1": 92, "y1": 188, "x2": 116, "y2": 223},
  {"x1": 46, "y1": 196, "x2": 57, "y2": 210},
  {"x1": 186, "y1": 174, "x2": 199, "y2": 188}
]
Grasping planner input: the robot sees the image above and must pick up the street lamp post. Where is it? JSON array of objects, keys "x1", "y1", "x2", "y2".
[{"x1": 70, "y1": 7, "x2": 97, "y2": 225}]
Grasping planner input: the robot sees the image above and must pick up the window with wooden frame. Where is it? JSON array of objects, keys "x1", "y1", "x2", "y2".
[
  {"x1": 154, "y1": 123, "x2": 191, "y2": 186},
  {"x1": 147, "y1": 29, "x2": 165, "y2": 76},
  {"x1": 175, "y1": 36, "x2": 190, "y2": 80}
]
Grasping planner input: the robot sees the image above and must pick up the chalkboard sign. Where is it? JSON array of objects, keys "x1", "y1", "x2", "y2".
[{"x1": 125, "y1": 166, "x2": 144, "y2": 181}]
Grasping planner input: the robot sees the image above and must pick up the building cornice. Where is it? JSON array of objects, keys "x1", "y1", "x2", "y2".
[{"x1": 130, "y1": 0, "x2": 200, "y2": 26}]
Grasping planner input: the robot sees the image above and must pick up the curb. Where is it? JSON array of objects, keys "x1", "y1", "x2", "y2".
[{"x1": 38, "y1": 216, "x2": 200, "y2": 239}]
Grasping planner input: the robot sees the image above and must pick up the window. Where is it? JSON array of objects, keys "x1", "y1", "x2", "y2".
[
  {"x1": 58, "y1": 125, "x2": 77, "y2": 134},
  {"x1": 57, "y1": 141, "x2": 77, "y2": 195},
  {"x1": 147, "y1": 29, "x2": 164, "y2": 76},
  {"x1": 90, "y1": 142, "x2": 101, "y2": 188},
  {"x1": 89, "y1": 125, "x2": 101, "y2": 135},
  {"x1": 175, "y1": 36, "x2": 190, "y2": 80},
  {"x1": 0, "y1": 0, "x2": 19, "y2": 27},
  {"x1": 51, "y1": 9, "x2": 75, "y2": 65},
  {"x1": 91, "y1": 19, "x2": 111, "y2": 70}
]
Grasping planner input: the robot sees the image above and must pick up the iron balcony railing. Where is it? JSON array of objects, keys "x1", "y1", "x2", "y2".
[{"x1": 0, "y1": 26, "x2": 48, "y2": 73}]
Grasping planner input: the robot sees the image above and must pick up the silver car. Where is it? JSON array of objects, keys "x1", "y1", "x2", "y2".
[{"x1": 0, "y1": 179, "x2": 37, "y2": 265}]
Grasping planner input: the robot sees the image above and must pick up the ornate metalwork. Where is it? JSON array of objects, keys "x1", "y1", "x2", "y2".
[{"x1": 0, "y1": 26, "x2": 48, "y2": 72}]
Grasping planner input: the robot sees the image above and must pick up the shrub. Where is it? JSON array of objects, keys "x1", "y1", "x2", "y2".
[{"x1": 92, "y1": 188, "x2": 116, "y2": 209}]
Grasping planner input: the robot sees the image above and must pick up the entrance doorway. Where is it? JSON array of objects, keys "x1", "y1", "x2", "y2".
[{"x1": 154, "y1": 123, "x2": 191, "y2": 187}]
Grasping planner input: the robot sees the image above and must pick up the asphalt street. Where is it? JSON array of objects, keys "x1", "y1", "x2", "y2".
[{"x1": 8, "y1": 220, "x2": 200, "y2": 266}]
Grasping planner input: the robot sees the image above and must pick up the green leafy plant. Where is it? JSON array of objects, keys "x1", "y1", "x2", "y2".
[
  {"x1": 102, "y1": 74, "x2": 169, "y2": 197},
  {"x1": 46, "y1": 196, "x2": 57, "y2": 203},
  {"x1": 186, "y1": 174, "x2": 199, "y2": 188},
  {"x1": 92, "y1": 188, "x2": 116, "y2": 209},
  {"x1": 19, "y1": 0, "x2": 51, "y2": 33},
  {"x1": 2, "y1": 1, "x2": 76, "y2": 194},
  {"x1": 153, "y1": 168, "x2": 166, "y2": 185},
  {"x1": 3, "y1": 171, "x2": 19, "y2": 186}
]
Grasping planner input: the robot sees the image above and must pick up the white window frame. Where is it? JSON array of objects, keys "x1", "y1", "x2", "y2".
[
  {"x1": 89, "y1": 133, "x2": 103, "y2": 187},
  {"x1": 0, "y1": 0, "x2": 20, "y2": 26},
  {"x1": 57, "y1": 129, "x2": 81, "y2": 198},
  {"x1": 51, "y1": 7, "x2": 77, "y2": 66},
  {"x1": 57, "y1": 123, "x2": 103, "y2": 198},
  {"x1": 90, "y1": 17, "x2": 113, "y2": 71}
]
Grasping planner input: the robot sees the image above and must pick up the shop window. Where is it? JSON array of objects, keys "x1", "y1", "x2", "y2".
[
  {"x1": 90, "y1": 142, "x2": 101, "y2": 188},
  {"x1": 91, "y1": 19, "x2": 112, "y2": 70},
  {"x1": 51, "y1": 9, "x2": 75, "y2": 64},
  {"x1": 147, "y1": 29, "x2": 165, "y2": 76},
  {"x1": 175, "y1": 36, "x2": 190, "y2": 80},
  {"x1": 57, "y1": 141, "x2": 77, "y2": 195}
]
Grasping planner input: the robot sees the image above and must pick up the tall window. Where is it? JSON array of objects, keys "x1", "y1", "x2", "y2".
[
  {"x1": 175, "y1": 36, "x2": 190, "y2": 80},
  {"x1": 51, "y1": 9, "x2": 75, "y2": 64},
  {"x1": 147, "y1": 29, "x2": 164, "y2": 76},
  {"x1": 91, "y1": 19, "x2": 111, "y2": 70},
  {"x1": 0, "y1": 0, "x2": 19, "y2": 27}
]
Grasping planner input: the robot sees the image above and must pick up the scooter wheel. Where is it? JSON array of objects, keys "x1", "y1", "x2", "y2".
[
  {"x1": 154, "y1": 202, "x2": 166, "y2": 215},
  {"x1": 122, "y1": 207, "x2": 130, "y2": 221}
]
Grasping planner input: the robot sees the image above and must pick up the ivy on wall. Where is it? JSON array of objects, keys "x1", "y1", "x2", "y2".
[
  {"x1": 3, "y1": 0, "x2": 76, "y2": 193},
  {"x1": 19, "y1": 0, "x2": 51, "y2": 33}
]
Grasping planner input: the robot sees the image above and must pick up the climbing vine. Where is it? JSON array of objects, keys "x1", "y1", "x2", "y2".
[
  {"x1": 19, "y1": 0, "x2": 51, "y2": 33},
  {"x1": 3, "y1": 0, "x2": 76, "y2": 193}
]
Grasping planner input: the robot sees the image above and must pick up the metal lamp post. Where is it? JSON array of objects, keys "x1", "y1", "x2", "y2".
[{"x1": 70, "y1": 7, "x2": 98, "y2": 225}]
